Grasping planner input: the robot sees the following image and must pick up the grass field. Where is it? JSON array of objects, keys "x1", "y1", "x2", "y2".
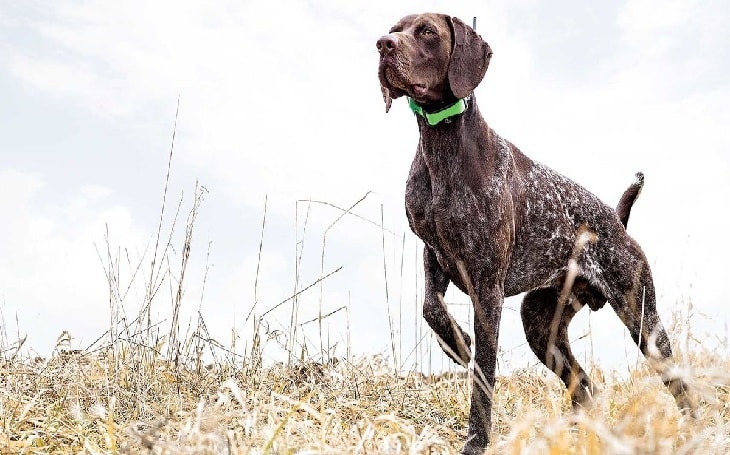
[
  {"x1": 2, "y1": 137, "x2": 728, "y2": 454},
  {"x1": 1, "y1": 340, "x2": 728, "y2": 454}
]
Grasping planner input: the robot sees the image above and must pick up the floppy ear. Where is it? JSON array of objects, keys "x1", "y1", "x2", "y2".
[{"x1": 447, "y1": 16, "x2": 493, "y2": 99}]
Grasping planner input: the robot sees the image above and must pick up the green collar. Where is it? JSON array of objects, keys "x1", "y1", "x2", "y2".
[{"x1": 408, "y1": 97, "x2": 468, "y2": 126}]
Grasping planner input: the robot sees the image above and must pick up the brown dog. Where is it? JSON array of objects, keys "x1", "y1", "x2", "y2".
[{"x1": 377, "y1": 13, "x2": 692, "y2": 454}]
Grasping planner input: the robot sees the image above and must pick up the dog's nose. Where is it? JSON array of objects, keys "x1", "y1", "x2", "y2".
[{"x1": 377, "y1": 34, "x2": 399, "y2": 55}]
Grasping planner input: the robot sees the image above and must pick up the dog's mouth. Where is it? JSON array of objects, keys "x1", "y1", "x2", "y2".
[{"x1": 411, "y1": 84, "x2": 428, "y2": 98}]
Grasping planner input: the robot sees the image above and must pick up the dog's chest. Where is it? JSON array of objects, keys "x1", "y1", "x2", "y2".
[{"x1": 405, "y1": 154, "x2": 497, "y2": 271}]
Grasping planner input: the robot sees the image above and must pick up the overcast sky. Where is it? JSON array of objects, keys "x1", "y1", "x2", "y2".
[{"x1": 1, "y1": 0, "x2": 728, "y2": 375}]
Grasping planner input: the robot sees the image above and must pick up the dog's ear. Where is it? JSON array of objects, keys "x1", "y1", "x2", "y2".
[{"x1": 447, "y1": 16, "x2": 493, "y2": 99}]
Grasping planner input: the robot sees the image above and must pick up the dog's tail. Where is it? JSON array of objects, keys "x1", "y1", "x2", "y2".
[{"x1": 616, "y1": 172, "x2": 644, "y2": 228}]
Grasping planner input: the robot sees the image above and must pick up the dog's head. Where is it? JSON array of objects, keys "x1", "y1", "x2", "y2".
[{"x1": 376, "y1": 13, "x2": 493, "y2": 112}]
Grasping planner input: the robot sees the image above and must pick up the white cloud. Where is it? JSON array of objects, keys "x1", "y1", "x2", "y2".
[{"x1": 0, "y1": 169, "x2": 146, "y2": 352}]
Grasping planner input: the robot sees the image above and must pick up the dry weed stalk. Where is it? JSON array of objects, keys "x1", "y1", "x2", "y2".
[
  {"x1": 2, "y1": 108, "x2": 727, "y2": 455},
  {"x1": 0, "y1": 347, "x2": 727, "y2": 454}
]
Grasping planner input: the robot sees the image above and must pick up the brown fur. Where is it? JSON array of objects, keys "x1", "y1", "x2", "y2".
[{"x1": 377, "y1": 13, "x2": 692, "y2": 454}]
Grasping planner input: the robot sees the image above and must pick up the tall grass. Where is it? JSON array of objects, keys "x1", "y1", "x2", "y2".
[{"x1": 0, "y1": 117, "x2": 728, "y2": 453}]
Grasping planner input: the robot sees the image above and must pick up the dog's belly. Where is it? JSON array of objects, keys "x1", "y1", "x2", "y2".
[
  {"x1": 503, "y1": 233, "x2": 572, "y2": 296},
  {"x1": 410, "y1": 202, "x2": 601, "y2": 299}
]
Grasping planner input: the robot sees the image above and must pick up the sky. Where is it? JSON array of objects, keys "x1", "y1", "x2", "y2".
[{"x1": 1, "y1": 0, "x2": 728, "y2": 376}]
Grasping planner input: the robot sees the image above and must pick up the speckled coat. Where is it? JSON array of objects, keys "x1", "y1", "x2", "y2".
[{"x1": 378, "y1": 13, "x2": 693, "y2": 454}]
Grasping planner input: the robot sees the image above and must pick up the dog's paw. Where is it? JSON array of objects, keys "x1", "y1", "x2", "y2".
[
  {"x1": 438, "y1": 328, "x2": 472, "y2": 366},
  {"x1": 461, "y1": 433, "x2": 488, "y2": 455}
]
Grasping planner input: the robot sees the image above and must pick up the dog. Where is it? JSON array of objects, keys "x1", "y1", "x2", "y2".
[{"x1": 377, "y1": 13, "x2": 692, "y2": 454}]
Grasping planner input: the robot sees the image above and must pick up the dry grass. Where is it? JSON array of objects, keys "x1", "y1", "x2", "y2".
[
  {"x1": 0, "y1": 346, "x2": 728, "y2": 454},
  {"x1": 2, "y1": 117, "x2": 728, "y2": 454}
]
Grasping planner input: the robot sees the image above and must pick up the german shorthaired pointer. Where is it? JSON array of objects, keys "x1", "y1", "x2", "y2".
[{"x1": 377, "y1": 13, "x2": 692, "y2": 454}]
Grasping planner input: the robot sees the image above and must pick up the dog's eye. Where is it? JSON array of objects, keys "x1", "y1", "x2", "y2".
[{"x1": 422, "y1": 28, "x2": 436, "y2": 36}]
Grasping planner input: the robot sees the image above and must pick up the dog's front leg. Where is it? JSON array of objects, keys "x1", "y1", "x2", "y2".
[
  {"x1": 422, "y1": 247, "x2": 472, "y2": 365},
  {"x1": 462, "y1": 281, "x2": 503, "y2": 455}
]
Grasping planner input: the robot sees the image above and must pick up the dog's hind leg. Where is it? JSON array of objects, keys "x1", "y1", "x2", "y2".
[
  {"x1": 521, "y1": 286, "x2": 596, "y2": 410},
  {"x1": 422, "y1": 247, "x2": 472, "y2": 366},
  {"x1": 607, "y1": 262, "x2": 695, "y2": 413}
]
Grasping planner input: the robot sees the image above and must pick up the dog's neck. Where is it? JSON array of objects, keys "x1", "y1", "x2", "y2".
[{"x1": 415, "y1": 94, "x2": 493, "y2": 172}]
